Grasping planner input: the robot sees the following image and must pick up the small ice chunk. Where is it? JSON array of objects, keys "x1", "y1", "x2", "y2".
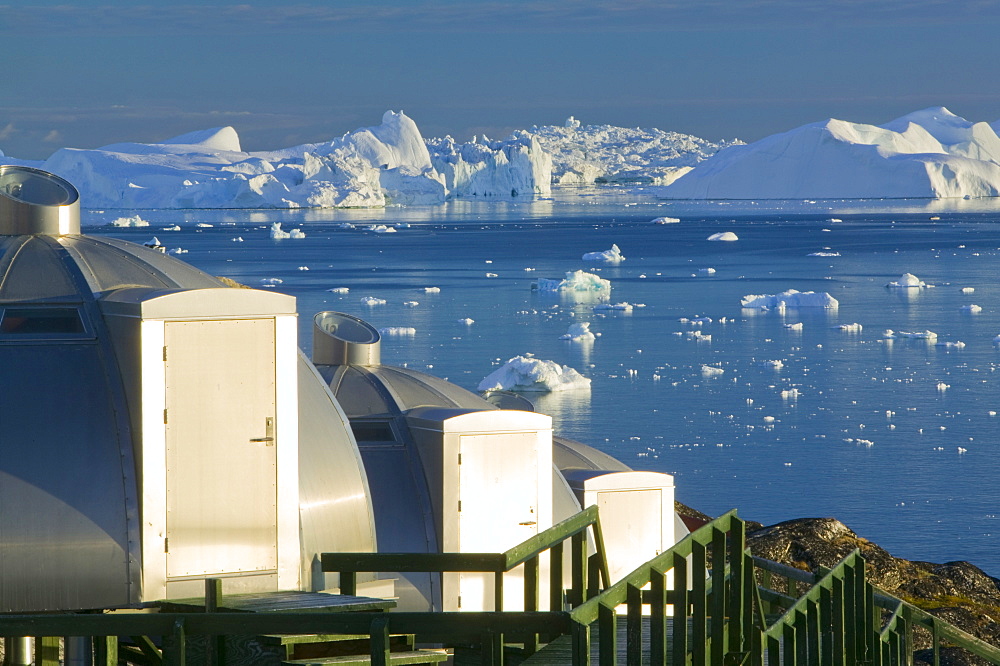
[
  {"x1": 111, "y1": 215, "x2": 150, "y2": 227},
  {"x1": 327, "y1": 287, "x2": 350, "y2": 293},
  {"x1": 698, "y1": 267, "x2": 716, "y2": 275},
  {"x1": 701, "y1": 365, "x2": 724, "y2": 377},
  {"x1": 478, "y1": 355, "x2": 591, "y2": 392},
  {"x1": 162, "y1": 225, "x2": 181, "y2": 231},
  {"x1": 897, "y1": 330, "x2": 937, "y2": 340},
  {"x1": 560, "y1": 321, "x2": 596, "y2": 342},
  {"x1": 886, "y1": 273, "x2": 927, "y2": 288},
  {"x1": 835, "y1": 323, "x2": 863, "y2": 332},
  {"x1": 368, "y1": 224, "x2": 396, "y2": 234},
  {"x1": 593, "y1": 302, "x2": 633, "y2": 312},
  {"x1": 339, "y1": 222, "x2": 356, "y2": 230},
  {"x1": 458, "y1": 318, "x2": 475, "y2": 325},
  {"x1": 808, "y1": 251, "x2": 841, "y2": 257},
  {"x1": 582, "y1": 244, "x2": 626, "y2": 264},
  {"x1": 935, "y1": 340, "x2": 966, "y2": 349},
  {"x1": 651, "y1": 216, "x2": 680, "y2": 224},
  {"x1": 828, "y1": 218, "x2": 842, "y2": 222},
  {"x1": 960, "y1": 304, "x2": 982, "y2": 313},
  {"x1": 937, "y1": 382, "x2": 950, "y2": 391},
  {"x1": 379, "y1": 327, "x2": 416, "y2": 336},
  {"x1": 707, "y1": 231, "x2": 738, "y2": 241},
  {"x1": 168, "y1": 247, "x2": 187, "y2": 254},
  {"x1": 361, "y1": 296, "x2": 386, "y2": 306},
  {"x1": 143, "y1": 237, "x2": 164, "y2": 251},
  {"x1": 195, "y1": 222, "x2": 213, "y2": 228},
  {"x1": 259, "y1": 277, "x2": 283, "y2": 285},
  {"x1": 403, "y1": 300, "x2": 419, "y2": 307},
  {"x1": 486, "y1": 273, "x2": 498, "y2": 278},
  {"x1": 423, "y1": 287, "x2": 441, "y2": 293},
  {"x1": 961, "y1": 287, "x2": 975, "y2": 293},
  {"x1": 741, "y1": 290, "x2": 839, "y2": 309},
  {"x1": 536, "y1": 270, "x2": 611, "y2": 293},
  {"x1": 761, "y1": 360, "x2": 784, "y2": 370},
  {"x1": 231, "y1": 236, "x2": 244, "y2": 242},
  {"x1": 298, "y1": 266, "x2": 309, "y2": 271},
  {"x1": 781, "y1": 388, "x2": 800, "y2": 400},
  {"x1": 784, "y1": 322, "x2": 804, "y2": 331}
]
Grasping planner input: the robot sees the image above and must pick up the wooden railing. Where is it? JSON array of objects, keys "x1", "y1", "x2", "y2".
[{"x1": 1, "y1": 507, "x2": 997, "y2": 665}]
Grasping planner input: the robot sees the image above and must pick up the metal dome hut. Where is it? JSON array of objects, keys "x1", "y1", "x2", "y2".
[
  {"x1": 311, "y1": 311, "x2": 682, "y2": 612},
  {"x1": 0, "y1": 166, "x2": 375, "y2": 614}
]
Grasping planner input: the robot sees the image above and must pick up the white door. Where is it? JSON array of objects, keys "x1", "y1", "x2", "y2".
[
  {"x1": 597, "y1": 489, "x2": 663, "y2": 583},
  {"x1": 457, "y1": 432, "x2": 539, "y2": 610},
  {"x1": 164, "y1": 318, "x2": 278, "y2": 580}
]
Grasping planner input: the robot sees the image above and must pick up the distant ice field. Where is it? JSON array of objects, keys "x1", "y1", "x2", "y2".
[{"x1": 91, "y1": 193, "x2": 1000, "y2": 575}]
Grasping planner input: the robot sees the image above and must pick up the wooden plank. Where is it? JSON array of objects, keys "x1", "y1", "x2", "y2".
[
  {"x1": 159, "y1": 591, "x2": 395, "y2": 613},
  {"x1": 283, "y1": 651, "x2": 449, "y2": 665}
]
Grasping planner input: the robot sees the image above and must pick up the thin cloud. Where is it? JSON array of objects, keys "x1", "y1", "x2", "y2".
[{"x1": 1, "y1": 1, "x2": 998, "y2": 35}]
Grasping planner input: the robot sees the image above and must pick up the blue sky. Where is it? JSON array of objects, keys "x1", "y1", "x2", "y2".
[{"x1": 3, "y1": 1, "x2": 1000, "y2": 159}]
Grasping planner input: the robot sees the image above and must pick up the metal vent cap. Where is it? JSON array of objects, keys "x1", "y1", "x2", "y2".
[
  {"x1": 0, "y1": 166, "x2": 80, "y2": 236},
  {"x1": 312, "y1": 311, "x2": 381, "y2": 366}
]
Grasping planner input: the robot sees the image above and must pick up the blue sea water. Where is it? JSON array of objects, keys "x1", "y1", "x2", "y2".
[{"x1": 90, "y1": 191, "x2": 1000, "y2": 575}]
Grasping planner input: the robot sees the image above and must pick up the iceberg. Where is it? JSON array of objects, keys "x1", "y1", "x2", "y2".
[
  {"x1": 741, "y1": 290, "x2": 839, "y2": 309},
  {"x1": 560, "y1": 322, "x2": 597, "y2": 342},
  {"x1": 536, "y1": 270, "x2": 611, "y2": 293},
  {"x1": 477, "y1": 355, "x2": 591, "y2": 393},
  {"x1": 886, "y1": 273, "x2": 928, "y2": 288},
  {"x1": 270, "y1": 222, "x2": 305, "y2": 239},
  {"x1": 707, "y1": 232, "x2": 738, "y2": 241},
  {"x1": 528, "y1": 117, "x2": 740, "y2": 185},
  {"x1": 426, "y1": 131, "x2": 551, "y2": 197},
  {"x1": 659, "y1": 106, "x2": 1000, "y2": 199},
  {"x1": 582, "y1": 244, "x2": 625, "y2": 264},
  {"x1": 111, "y1": 215, "x2": 150, "y2": 227}
]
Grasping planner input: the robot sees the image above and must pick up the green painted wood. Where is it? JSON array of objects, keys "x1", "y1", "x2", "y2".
[
  {"x1": 34, "y1": 636, "x2": 60, "y2": 666},
  {"x1": 691, "y1": 540, "x2": 707, "y2": 666},
  {"x1": 283, "y1": 651, "x2": 449, "y2": 666}
]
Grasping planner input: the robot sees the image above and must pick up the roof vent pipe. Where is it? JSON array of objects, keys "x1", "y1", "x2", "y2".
[
  {"x1": 312, "y1": 311, "x2": 381, "y2": 366},
  {"x1": 0, "y1": 166, "x2": 80, "y2": 236}
]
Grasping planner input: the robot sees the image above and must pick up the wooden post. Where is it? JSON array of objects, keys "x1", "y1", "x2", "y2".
[{"x1": 205, "y1": 578, "x2": 226, "y2": 666}]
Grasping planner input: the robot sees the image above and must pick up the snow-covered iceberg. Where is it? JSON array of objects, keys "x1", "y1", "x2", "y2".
[
  {"x1": 741, "y1": 290, "x2": 839, "y2": 309},
  {"x1": 560, "y1": 322, "x2": 597, "y2": 342},
  {"x1": 659, "y1": 107, "x2": 1000, "y2": 199},
  {"x1": 426, "y1": 131, "x2": 551, "y2": 197},
  {"x1": 529, "y1": 116, "x2": 740, "y2": 185},
  {"x1": 478, "y1": 355, "x2": 591, "y2": 392},
  {"x1": 30, "y1": 111, "x2": 445, "y2": 209},
  {"x1": 886, "y1": 273, "x2": 929, "y2": 288}
]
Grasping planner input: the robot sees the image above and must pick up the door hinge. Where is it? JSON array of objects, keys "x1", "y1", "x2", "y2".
[
  {"x1": 457, "y1": 595, "x2": 461, "y2": 609},
  {"x1": 162, "y1": 346, "x2": 168, "y2": 362},
  {"x1": 163, "y1": 408, "x2": 168, "y2": 424},
  {"x1": 164, "y1": 538, "x2": 169, "y2": 553},
  {"x1": 457, "y1": 453, "x2": 462, "y2": 465},
  {"x1": 457, "y1": 500, "x2": 462, "y2": 512}
]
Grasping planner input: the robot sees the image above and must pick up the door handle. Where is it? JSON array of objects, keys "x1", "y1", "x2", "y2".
[{"x1": 251, "y1": 417, "x2": 275, "y2": 445}]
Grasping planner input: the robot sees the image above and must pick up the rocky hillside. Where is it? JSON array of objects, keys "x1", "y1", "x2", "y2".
[{"x1": 747, "y1": 516, "x2": 1000, "y2": 665}]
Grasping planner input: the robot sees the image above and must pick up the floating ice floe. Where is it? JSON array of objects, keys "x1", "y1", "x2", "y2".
[
  {"x1": 937, "y1": 382, "x2": 950, "y2": 391},
  {"x1": 593, "y1": 302, "x2": 635, "y2": 312},
  {"x1": 582, "y1": 244, "x2": 625, "y2": 264},
  {"x1": 259, "y1": 278, "x2": 283, "y2": 285},
  {"x1": 651, "y1": 216, "x2": 680, "y2": 224},
  {"x1": 423, "y1": 287, "x2": 441, "y2": 293},
  {"x1": 685, "y1": 330, "x2": 711, "y2": 341},
  {"x1": 536, "y1": 270, "x2": 611, "y2": 293},
  {"x1": 760, "y1": 360, "x2": 784, "y2": 370},
  {"x1": 195, "y1": 222, "x2": 213, "y2": 228},
  {"x1": 560, "y1": 322, "x2": 597, "y2": 342},
  {"x1": 477, "y1": 355, "x2": 591, "y2": 392},
  {"x1": 361, "y1": 296, "x2": 386, "y2": 306},
  {"x1": 367, "y1": 224, "x2": 396, "y2": 233},
  {"x1": 781, "y1": 388, "x2": 800, "y2": 400},
  {"x1": 698, "y1": 267, "x2": 716, "y2": 275},
  {"x1": 935, "y1": 340, "x2": 966, "y2": 348},
  {"x1": 961, "y1": 287, "x2": 975, "y2": 293},
  {"x1": 457, "y1": 318, "x2": 475, "y2": 325},
  {"x1": 886, "y1": 329, "x2": 937, "y2": 340},
  {"x1": 960, "y1": 304, "x2": 982, "y2": 313},
  {"x1": 379, "y1": 327, "x2": 416, "y2": 336},
  {"x1": 707, "y1": 231, "x2": 738, "y2": 241},
  {"x1": 784, "y1": 322, "x2": 804, "y2": 331},
  {"x1": 339, "y1": 223, "x2": 356, "y2": 230},
  {"x1": 298, "y1": 266, "x2": 309, "y2": 271},
  {"x1": 679, "y1": 316, "x2": 712, "y2": 325},
  {"x1": 168, "y1": 248, "x2": 187, "y2": 254},
  {"x1": 111, "y1": 215, "x2": 150, "y2": 227},
  {"x1": 486, "y1": 273, "x2": 498, "y2": 278},
  {"x1": 403, "y1": 300, "x2": 419, "y2": 307},
  {"x1": 327, "y1": 287, "x2": 349, "y2": 293},
  {"x1": 143, "y1": 237, "x2": 164, "y2": 251},
  {"x1": 270, "y1": 222, "x2": 305, "y2": 239},
  {"x1": 741, "y1": 290, "x2": 839, "y2": 309},
  {"x1": 808, "y1": 251, "x2": 841, "y2": 257},
  {"x1": 701, "y1": 365, "x2": 724, "y2": 377},
  {"x1": 835, "y1": 323, "x2": 863, "y2": 332},
  {"x1": 886, "y1": 273, "x2": 929, "y2": 288},
  {"x1": 162, "y1": 225, "x2": 181, "y2": 231},
  {"x1": 231, "y1": 236, "x2": 244, "y2": 242}
]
